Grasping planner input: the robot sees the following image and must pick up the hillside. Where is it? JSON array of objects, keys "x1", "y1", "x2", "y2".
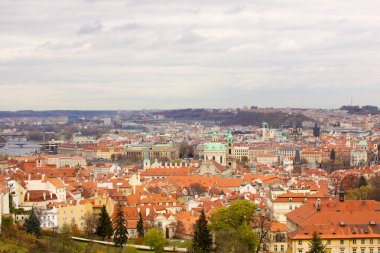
[{"x1": 156, "y1": 109, "x2": 313, "y2": 128}]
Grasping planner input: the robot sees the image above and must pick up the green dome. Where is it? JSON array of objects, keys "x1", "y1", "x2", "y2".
[
  {"x1": 358, "y1": 140, "x2": 368, "y2": 147},
  {"x1": 204, "y1": 142, "x2": 226, "y2": 151}
]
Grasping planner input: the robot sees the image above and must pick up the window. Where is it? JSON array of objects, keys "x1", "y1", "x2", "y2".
[
  {"x1": 370, "y1": 249, "x2": 373, "y2": 253},
  {"x1": 370, "y1": 239, "x2": 373, "y2": 244},
  {"x1": 281, "y1": 245, "x2": 284, "y2": 252},
  {"x1": 290, "y1": 205, "x2": 293, "y2": 210},
  {"x1": 298, "y1": 241, "x2": 303, "y2": 245},
  {"x1": 362, "y1": 239, "x2": 365, "y2": 244},
  {"x1": 299, "y1": 250, "x2": 302, "y2": 253},
  {"x1": 353, "y1": 239, "x2": 357, "y2": 244},
  {"x1": 362, "y1": 249, "x2": 365, "y2": 253},
  {"x1": 340, "y1": 249, "x2": 345, "y2": 253},
  {"x1": 340, "y1": 240, "x2": 344, "y2": 245},
  {"x1": 274, "y1": 245, "x2": 278, "y2": 252},
  {"x1": 327, "y1": 240, "x2": 331, "y2": 245},
  {"x1": 353, "y1": 249, "x2": 357, "y2": 253}
]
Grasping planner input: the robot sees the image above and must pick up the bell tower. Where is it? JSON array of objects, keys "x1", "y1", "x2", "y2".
[
  {"x1": 225, "y1": 130, "x2": 236, "y2": 170},
  {"x1": 143, "y1": 145, "x2": 151, "y2": 170}
]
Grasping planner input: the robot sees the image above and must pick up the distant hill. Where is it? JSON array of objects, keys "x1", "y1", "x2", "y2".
[
  {"x1": 340, "y1": 105, "x2": 379, "y2": 115},
  {"x1": 157, "y1": 109, "x2": 314, "y2": 128},
  {"x1": 0, "y1": 110, "x2": 119, "y2": 118}
]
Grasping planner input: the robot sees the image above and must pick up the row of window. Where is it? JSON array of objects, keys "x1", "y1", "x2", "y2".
[
  {"x1": 273, "y1": 245, "x2": 285, "y2": 251},
  {"x1": 299, "y1": 239, "x2": 378, "y2": 246},
  {"x1": 299, "y1": 249, "x2": 379, "y2": 253}
]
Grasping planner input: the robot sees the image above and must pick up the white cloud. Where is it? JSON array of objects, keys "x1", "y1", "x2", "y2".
[{"x1": 0, "y1": 0, "x2": 379, "y2": 110}]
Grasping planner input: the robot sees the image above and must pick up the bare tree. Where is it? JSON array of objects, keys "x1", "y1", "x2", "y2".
[
  {"x1": 189, "y1": 183, "x2": 204, "y2": 196},
  {"x1": 83, "y1": 212, "x2": 97, "y2": 238},
  {"x1": 254, "y1": 208, "x2": 272, "y2": 253}
]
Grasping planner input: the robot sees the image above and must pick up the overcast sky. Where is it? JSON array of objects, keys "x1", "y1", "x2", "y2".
[{"x1": 1, "y1": 0, "x2": 379, "y2": 110}]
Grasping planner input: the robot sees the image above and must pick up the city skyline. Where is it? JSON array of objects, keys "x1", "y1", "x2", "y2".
[{"x1": 1, "y1": 0, "x2": 380, "y2": 110}]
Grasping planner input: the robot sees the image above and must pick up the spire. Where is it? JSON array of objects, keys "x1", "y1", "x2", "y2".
[
  {"x1": 143, "y1": 145, "x2": 150, "y2": 170},
  {"x1": 144, "y1": 145, "x2": 149, "y2": 161}
]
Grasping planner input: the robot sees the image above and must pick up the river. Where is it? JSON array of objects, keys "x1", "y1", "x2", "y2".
[{"x1": 0, "y1": 142, "x2": 42, "y2": 156}]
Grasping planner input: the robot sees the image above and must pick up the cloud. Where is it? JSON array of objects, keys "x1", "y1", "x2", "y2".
[
  {"x1": 0, "y1": 0, "x2": 379, "y2": 110},
  {"x1": 177, "y1": 30, "x2": 206, "y2": 44},
  {"x1": 78, "y1": 20, "x2": 102, "y2": 35}
]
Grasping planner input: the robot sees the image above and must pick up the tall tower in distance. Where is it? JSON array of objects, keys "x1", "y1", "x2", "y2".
[{"x1": 143, "y1": 145, "x2": 151, "y2": 170}]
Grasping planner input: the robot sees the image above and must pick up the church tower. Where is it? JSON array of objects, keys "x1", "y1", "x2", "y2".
[
  {"x1": 225, "y1": 130, "x2": 236, "y2": 170},
  {"x1": 143, "y1": 145, "x2": 151, "y2": 170}
]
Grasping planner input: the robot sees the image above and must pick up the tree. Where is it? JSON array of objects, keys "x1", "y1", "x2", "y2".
[
  {"x1": 209, "y1": 200, "x2": 256, "y2": 231},
  {"x1": 1, "y1": 215, "x2": 16, "y2": 236},
  {"x1": 9, "y1": 194, "x2": 14, "y2": 213},
  {"x1": 83, "y1": 211, "x2": 97, "y2": 238},
  {"x1": 241, "y1": 156, "x2": 249, "y2": 165},
  {"x1": 330, "y1": 149, "x2": 336, "y2": 161},
  {"x1": 96, "y1": 205, "x2": 114, "y2": 240},
  {"x1": 254, "y1": 209, "x2": 272, "y2": 253},
  {"x1": 136, "y1": 212, "x2": 144, "y2": 238},
  {"x1": 346, "y1": 185, "x2": 373, "y2": 200},
  {"x1": 189, "y1": 183, "x2": 204, "y2": 196},
  {"x1": 113, "y1": 202, "x2": 129, "y2": 248},
  {"x1": 307, "y1": 231, "x2": 327, "y2": 253},
  {"x1": 192, "y1": 209, "x2": 212, "y2": 253},
  {"x1": 144, "y1": 227, "x2": 166, "y2": 253},
  {"x1": 209, "y1": 200, "x2": 258, "y2": 253},
  {"x1": 358, "y1": 176, "x2": 368, "y2": 188},
  {"x1": 25, "y1": 208, "x2": 41, "y2": 237}
]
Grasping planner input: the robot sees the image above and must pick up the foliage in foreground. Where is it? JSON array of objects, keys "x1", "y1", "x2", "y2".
[
  {"x1": 209, "y1": 200, "x2": 259, "y2": 253},
  {"x1": 144, "y1": 227, "x2": 166, "y2": 253}
]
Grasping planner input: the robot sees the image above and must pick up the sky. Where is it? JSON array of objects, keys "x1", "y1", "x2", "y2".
[{"x1": 0, "y1": 0, "x2": 379, "y2": 110}]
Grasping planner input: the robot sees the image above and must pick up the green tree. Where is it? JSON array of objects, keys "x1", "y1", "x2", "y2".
[
  {"x1": 25, "y1": 208, "x2": 41, "y2": 237},
  {"x1": 1, "y1": 215, "x2": 16, "y2": 236},
  {"x1": 193, "y1": 209, "x2": 212, "y2": 253},
  {"x1": 96, "y1": 205, "x2": 114, "y2": 240},
  {"x1": 209, "y1": 200, "x2": 256, "y2": 231},
  {"x1": 9, "y1": 194, "x2": 14, "y2": 213},
  {"x1": 111, "y1": 154, "x2": 116, "y2": 161},
  {"x1": 113, "y1": 202, "x2": 129, "y2": 248},
  {"x1": 144, "y1": 227, "x2": 166, "y2": 253},
  {"x1": 307, "y1": 231, "x2": 327, "y2": 253},
  {"x1": 358, "y1": 176, "x2": 368, "y2": 188},
  {"x1": 330, "y1": 149, "x2": 336, "y2": 161},
  {"x1": 136, "y1": 212, "x2": 144, "y2": 238},
  {"x1": 346, "y1": 185, "x2": 373, "y2": 200},
  {"x1": 209, "y1": 200, "x2": 258, "y2": 253}
]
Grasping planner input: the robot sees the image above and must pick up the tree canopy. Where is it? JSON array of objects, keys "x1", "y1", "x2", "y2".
[
  {"x1": 192, "y1": 209, "x2": 212, "y2": 253},
  {"x1": 144, "y1": 227, "x2": 166, "y2": 253},
  {"x1": 25, "y1": 208, "x2": 41, "y2": 237},
  {"x1": 113, "y1": 202, "x2": 128, "y2": 248},
  {"x1": 307, "y1": 231, "x2": 327, "y2": 253},
  {"x1": 96, "y1": 205, "x2": 114, "y2": 240},
  {"x1": 209, "y1": 200, "x2": 258, "y2": 253}
]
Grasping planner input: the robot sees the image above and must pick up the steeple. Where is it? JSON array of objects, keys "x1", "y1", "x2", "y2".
[{"x1": 143, "y1": 145, "x2": 150, "y2": 170}]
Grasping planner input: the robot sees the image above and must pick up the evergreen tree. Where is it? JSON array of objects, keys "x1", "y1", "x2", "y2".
[
  {"x1": 96, "y1": 205, "x2": 114, "y2": 240},
  {"x1": 330, "y1": 149, "x2": 336, "y2": 161},
  {"x1": 307, "y1": 231, "x2": 327, "y2": 253},
  {"x1": 358, "y1": 176, "x2": 368, "y2": 188},
  {"x1": 192, "y1": 209, "x2": 213, "y2": 253},
  {"x1": 136, "y1": 212, "x2": 144, "y2": 238},
  {"x1": 113, "y1": 202, "x2": 128, "y2": 248},
  {"x1": 25, "y1": 208, "x2": 41, "y2": 237}
]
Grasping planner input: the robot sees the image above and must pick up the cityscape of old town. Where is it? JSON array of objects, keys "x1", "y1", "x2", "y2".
[{"x1": 1, "y1": 1, "x2": 380, "y2": 253}]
